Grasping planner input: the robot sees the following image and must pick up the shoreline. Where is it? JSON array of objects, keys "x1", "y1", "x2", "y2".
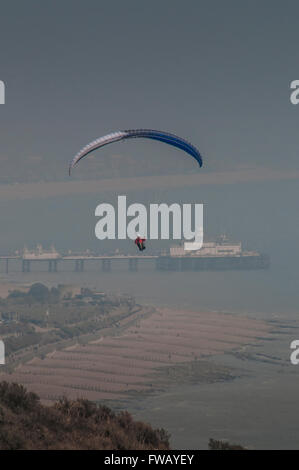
[{"x1": 0, "y1": 304, "x2": 274, "y2": 404}]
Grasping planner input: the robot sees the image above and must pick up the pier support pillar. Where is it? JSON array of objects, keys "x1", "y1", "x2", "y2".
[
  {"x1": 74, "y1": 260, "x2": 84, "y2": 272},
  {"x1": 102, "y1": 259, "x2": 111, "y2": 272},
  {"x1": 22, "y1": 260, "x2": 31, "y2": 272},
  {"x1": 5, "y1": 259, "x2": 8, "y2": 274},
  {"x1": 48, "y1": 260, "x2": 58, "y2": 272},
  {"x1": 129, "y1": 258, "x2": 138, "y2": 272}
]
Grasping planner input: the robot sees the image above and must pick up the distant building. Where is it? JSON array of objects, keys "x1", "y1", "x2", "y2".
[
  {"x1": 57, "y1": 284, "x2": 81, "y2": 299},
  {"x1": 170, "y1": 236, "x2": 244, "y2": 257},
  {"x1": 23, "y1": 244, "x2": 61, "y2": 260},
  {"x1": 158, "y1": 236, "x2": 269, "y2": 271}
]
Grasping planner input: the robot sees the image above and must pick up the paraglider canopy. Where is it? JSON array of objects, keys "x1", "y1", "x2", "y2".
[{"x1": 69, "y1": 129, "x2": 203, "y2": 175}]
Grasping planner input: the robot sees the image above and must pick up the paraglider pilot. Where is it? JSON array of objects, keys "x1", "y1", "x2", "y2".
[{"x1": 135, "y1": 235, "x2": 146, "y2": 251}]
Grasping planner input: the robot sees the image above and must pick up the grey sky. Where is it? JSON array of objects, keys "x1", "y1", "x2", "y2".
[
  {"x1": 0, "y1": 0, "x2": 298, "y2": 265},
  {"x1": 0, "y1": 0, "x2": 298, "y2": 183}
]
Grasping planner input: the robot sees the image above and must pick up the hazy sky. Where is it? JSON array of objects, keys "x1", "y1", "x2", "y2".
[
  {"x1": 0, "y1": 0, "x2": 299, "y2": 181},
  {"x1": 0, "y1": 0, "x2": 298, "y2": 264}
]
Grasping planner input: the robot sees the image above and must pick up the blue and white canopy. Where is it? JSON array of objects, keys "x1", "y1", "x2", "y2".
[{"x1": 69, "y1": 129, "x2": 203, "y2": 175}]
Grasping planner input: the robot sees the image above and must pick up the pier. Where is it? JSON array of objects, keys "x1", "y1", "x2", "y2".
[
  {"x1": 0, "y1": 243, "x2": 270, "y2": 273},
  {"x1": 0, "y1": 246, "x2": 159, "y2": 273}
]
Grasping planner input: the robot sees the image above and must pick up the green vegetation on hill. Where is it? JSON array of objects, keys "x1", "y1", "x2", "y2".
[
  {"x1": 0, "y1": 381, "x2": 170, "y2": 450},
  {"x1": 0, "y1": 283, "x2": 136, "y2": 362},
  {"x1": 208, "y1": 438, "x2": 245, "y2": 450}
]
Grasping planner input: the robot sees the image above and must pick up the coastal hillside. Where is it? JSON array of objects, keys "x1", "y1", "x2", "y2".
[{"x1": 0, "y1": 381, "x2": 170, "y2": 450}]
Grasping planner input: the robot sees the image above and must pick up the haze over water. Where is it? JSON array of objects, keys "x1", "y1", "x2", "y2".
[{"x1": 1, "y1": 177, "x2": 298, "y2": 316}]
